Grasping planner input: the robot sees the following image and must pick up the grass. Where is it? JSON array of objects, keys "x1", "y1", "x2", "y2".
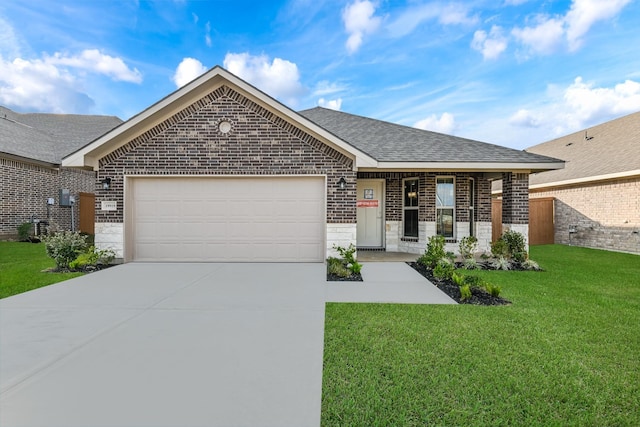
[
  {"x1": 322, "y1": 245, "x2": 640, "y2": 426},
  {"x1": 0, "y1": 241, "x2": 83, "y2": 299}
]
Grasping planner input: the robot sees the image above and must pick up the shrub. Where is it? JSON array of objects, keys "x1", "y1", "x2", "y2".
[
  {"x1": 491, "y1": 256, "x2": 511, "y2": 271},
  {"x1": 462, "y1": 275, "x2": 485, "y2": 288},
  {"x1": 451, "y1": 272, "x2": 465, "y2": 287},
  {"x1": 418, "y1": 235, "x2": 446, "y2": 269},
  {"x1": 433, "y1": 257, "x2": 455, "y2": 280},
  {"x1": 333, "y1": 244, "x2": 362, "y2": 274},
  {"x1": 491, "y1": 239, "x2": 508, "y2": 258},
  {"x1": 458, "y1": 236, "x2": 478, "y2": 260},
  {"x1": 327, "y1": 257, "x2": 351, "y2": 278},
  {"x1": 523, "y1": 259, "x2": 541, "y2": 271},
  {"x1": 17, "y1": 222, "x2": 33, "y2": 241},
  {"x1": 485, "y1": 283, "x2": 502, "y2": 297},
  {"x1": 42, "y1": 231, "x2": 88, "y2": 270},
  {"x1": 501, "y1": 230, "x2": 527, "y2": 261},
  {"x1": 69, "y1": 246, "x2": 115, "y2": 270},
  {"x1": 462, "y1": 258, "x2": 480, "y2": 270},
  {"x1": 459, "y1": 284, "x2": 472, "y2": 301}
]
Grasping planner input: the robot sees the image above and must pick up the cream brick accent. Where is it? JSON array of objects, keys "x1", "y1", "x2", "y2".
[
  {"x1": 385, "y1": 221, "x2": 400, "y2": 252},
  {"x1": 475, "y1": 222, "x2": 492, "y2": 253},
  {"x1": 327, "y1": 223, "x2": 356, "y2": 258},
  {"x1": 95, "y1": 223, "x2": 124, "y2": 259},
  {"x1": 502, "y1": 223, "x2": 530, "y2": 252}
]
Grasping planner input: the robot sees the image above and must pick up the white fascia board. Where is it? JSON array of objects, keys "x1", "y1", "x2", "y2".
[
  {"x1": 363, "y1": 161, "x2": 565, "y2": 172},
  {"x1": 530, "y1": 169, "x2": 640, "y2": 190}
]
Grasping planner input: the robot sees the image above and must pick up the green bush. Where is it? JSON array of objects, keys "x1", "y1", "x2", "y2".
[
  {"x1": 42, "y1": 231, "x2": 88, "y2": 270},
  {"x1": 433, "y1": 257, "x2": 455, "y2": 280},
  {"x1": 523, "y1": 259, "x2": 541, "y2": 271},
  {"x1": 490, "y1": 239, "x2": 508, "y2": 258},
  {"x1": 333, "y1": 244, "x2": 362, "y2": 275},
  {"x1": 69, "y1": 246, "x2": 115, "y2": 270},
  {"x1": 485, "y1": 283, "x2": 502, "y2": 297},
  {"x1": 327, "y1": 256, "x2": 352, "y2": 278},
  {"x1": 458, "y1": 236, "x2": 478, "y2": 260},
  {"x1": 462, "y1": 258, "x2": 480, "y2": 270},
  {"x1": 491, "y1": 256, "x2": 511, "y2": 271},
  {"x1": 17, "y1": 222, "x2": 33, "y2": 241},
  {"x1": 501, "y1": 229, "x2": 527, "y2": 261},
  {"x1": 418, "y1": 235, "x2": 446, "y2": 268},
  {"x1": 459, "y1": 284, "x2": 472, "y2": 301}
]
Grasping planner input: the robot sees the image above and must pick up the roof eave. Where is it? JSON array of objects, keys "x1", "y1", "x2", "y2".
[{"x1": 359, "y1": 161, "x2": 565, "y2": 172}]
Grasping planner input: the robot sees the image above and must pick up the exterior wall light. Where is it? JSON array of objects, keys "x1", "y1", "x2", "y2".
[
  {"x1": 338, "y1": 177, "x2": 347, "y2": 190},
  {"x1": 101, "y1": 177, "x2": 112, "y2": 190}
]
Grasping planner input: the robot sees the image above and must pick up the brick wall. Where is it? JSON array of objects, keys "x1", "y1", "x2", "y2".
[
  {"x1": 1, "y1": 158, "x2": 95, "y2": 237},
  {"x1": 502, "y1": 172, "x2": 529, "y2": 224},
  {"x1": 531, "y1": 177, "x2": 640, "y2": 254},
  {"x1": 97, "y1": 85, "x2": 356, "y2": 224}
]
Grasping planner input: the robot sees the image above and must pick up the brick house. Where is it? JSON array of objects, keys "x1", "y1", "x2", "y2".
[
  {"x1": 0, "y1": 106, "x2": 122, "y2": 238},
  {"x1": 63, "y1": 66, "x2": 563, "y2": 262},
  {"x1": 524, "y1": 111, "x2": 640, "y2": 254}
]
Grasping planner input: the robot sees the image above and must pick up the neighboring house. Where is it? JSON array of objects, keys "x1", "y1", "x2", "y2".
[
  {"x1": 63, "y1": 66, "x2": 563, "y2": 262},
  {"x1": 524, "y1": 111, "x2": 640, "y2": 254},
  {"x1": 0, "y1": 106, "x2": 122, "y2": 238}
]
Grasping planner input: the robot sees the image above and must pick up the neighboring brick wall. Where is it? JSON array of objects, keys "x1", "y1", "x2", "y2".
[
  {"x1": 97, "y1": 85, "x2": 356, "y2": 224},
  {"x1": 502, "y1": 172, "x2": 529, "y2": 224},
  {"x1": 531, "y1": 177, "x2": 640, "y2": 254},
  {"x1": 1, "y1": 158, "x2": 95, "y2": 237}
]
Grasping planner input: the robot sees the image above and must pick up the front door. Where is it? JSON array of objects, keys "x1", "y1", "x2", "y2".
[{"x1": 356, "y1": 180, "x2": 384, "y2": 248}]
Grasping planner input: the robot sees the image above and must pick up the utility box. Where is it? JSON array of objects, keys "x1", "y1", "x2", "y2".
[{"x1": 59, "y1": 189, "x2": 71, "y2": 206}]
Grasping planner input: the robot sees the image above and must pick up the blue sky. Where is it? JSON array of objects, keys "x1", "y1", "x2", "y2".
[{"x1": 1, "y1": 0, "x2": 639, "y2": 149}]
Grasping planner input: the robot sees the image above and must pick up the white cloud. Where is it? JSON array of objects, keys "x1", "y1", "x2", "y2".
[
  {"x1": 511, "y1": 15, "x2": 565, "y2": 55},
  {"x1": 510, "y1": 77, "x2": 640, "y2": 136},
  {"x1": 0, "y1": 56, "x2": 94, "y2": 113},
  {"x1": 318, "y1": 98, "x2": 342, "y2": 110},
  {"x1": 0, "y1": 16, "x2": 22, "y2": 58},
  {"x1": 313, "y1": 80, "x2": 347, "y2": 96},
  {"x1": 342, "y1": 0, "x2": 382, "y2": 53},
  {"x1": 565, "y1": 0, "x2": 631, "y2": 50},
  {"x1": 47, "y1": 49, "x2": 142, "y2": 83},
  {"x1": 471, "y1": 25, "x2": 507, "y2": 60},
  {"x1": 172, "y1": 57, "x2": 207, "y2": 88},
  {"x1": 205, "y1": 21, "x2": 212, "y2": 47},
  {"x1": 414, "y1": 112, "x2": 456, "y2": 134},
  {"x1": 223, "y1": 52, "x2": 306, "y2": 106},
  {"x1": 387, "y1": 3, "x2": 476, "y2": 37}
]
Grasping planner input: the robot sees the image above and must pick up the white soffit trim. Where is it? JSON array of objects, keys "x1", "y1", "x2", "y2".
[
  {"x1": 62, "y1": 67, "x2": 376, "y2": 170},
  {"x1": 530, "y1": 169, "x2": 640, "y2": 190}
]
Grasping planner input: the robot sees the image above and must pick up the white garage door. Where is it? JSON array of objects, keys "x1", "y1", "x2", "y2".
[{"x1": 128, "y1": 176, "x2": 325, "y2": 262}]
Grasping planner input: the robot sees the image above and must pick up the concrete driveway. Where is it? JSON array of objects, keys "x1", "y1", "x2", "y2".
[
  {"x1": 0, "y1": 261, "x2": 453, "y2": 426},
  {"x1": 0, "y1": 263, "x2": 327, "y2": 427}
]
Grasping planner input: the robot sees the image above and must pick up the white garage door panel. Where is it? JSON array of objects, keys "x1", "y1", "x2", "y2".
[{"x1": 129, "y1": 177, "x2": 325, "y2": 262}]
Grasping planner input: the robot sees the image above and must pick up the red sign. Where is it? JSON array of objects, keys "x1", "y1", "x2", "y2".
[{"x1": 357, "y1": 200, "x2": 379, "y2": 208}]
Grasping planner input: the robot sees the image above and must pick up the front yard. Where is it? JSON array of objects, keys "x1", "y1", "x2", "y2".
[
  {"x1": 322, "y1": 245, "x2": 640, "y2": 426},
  {"x1": 0, "y1": 242, "x2": 83, "y2": 299}
]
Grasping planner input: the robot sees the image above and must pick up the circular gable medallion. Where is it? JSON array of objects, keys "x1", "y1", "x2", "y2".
[{"x1": 218, "y1": 120, "x2": 232, "y2": 134}]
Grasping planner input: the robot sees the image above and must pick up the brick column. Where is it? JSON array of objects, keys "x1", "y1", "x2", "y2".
[{"x1": 501, "y1": 172, "x2": 530, "y2": 248}]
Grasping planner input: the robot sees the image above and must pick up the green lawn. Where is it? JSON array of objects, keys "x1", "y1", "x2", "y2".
[
  {"x1": 0, "y1": 241, "x2": 83, "y2": 299},
  {"x1": 322, "y1": 245, "x2": 640, "y2": 426}
]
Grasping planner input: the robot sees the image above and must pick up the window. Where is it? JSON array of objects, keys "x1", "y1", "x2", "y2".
[
  {"x1": 436, "y1": 177, "x2": 455, "y2": 238},
  {"x1": 403, "y1": 178, "x2": 419, "y2": 238}
]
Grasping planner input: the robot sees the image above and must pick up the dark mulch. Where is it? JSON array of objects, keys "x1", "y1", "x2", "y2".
[
  {"x1": 43, "y1": 264, "x2": 116, "y2": 274},
  {"x1": 408, "y1": 262, "x2": 512, "y2": 306},
  {"x1": 327, "y1": 272, "x2": 363, "y2": 282}
]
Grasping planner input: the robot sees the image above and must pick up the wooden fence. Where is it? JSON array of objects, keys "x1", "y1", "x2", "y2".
[{"x1": 492, "y1": 197, "x2": 555, "y2": 245}]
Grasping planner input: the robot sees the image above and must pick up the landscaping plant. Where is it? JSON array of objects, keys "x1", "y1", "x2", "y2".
[
  {"x1": 332, "y1": 244, "x2": 363, "y2": 275},
  {"x1": 458, "y1": 236, "x2": 478, "y2": 260},
  {"x1": 42, "y1": 231, "x2": 88, "y2": 270},
  {"x1": 69, "y1": 246, "x2": 115, "y2": 271},
  {"x1": 17, "y1": 222, "x2": 33, "y2": 242}
]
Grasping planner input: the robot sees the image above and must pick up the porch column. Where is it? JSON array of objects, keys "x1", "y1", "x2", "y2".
[{"x1": 501, "y1": 172, "x2": 529, "y2": 248}]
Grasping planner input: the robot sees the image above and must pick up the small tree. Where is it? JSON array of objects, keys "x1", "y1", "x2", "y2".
[
  {"x1": 42, "y1": 231, "x2": 88, "y2": 270},
  {"x1": 418, "y1": 235, "x2": 447, "y2": 269}
]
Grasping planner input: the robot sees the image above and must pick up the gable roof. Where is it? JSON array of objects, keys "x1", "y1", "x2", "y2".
[
  {"x1": 0, "y1": 106, "x2": 122, "y2": 165},
  {"x1": 525, "y1": 111, "x2": 640, "y2": 188},
  {"x1": 299, "y1": 107, "x2": 563, "y2": 172},
  {"x1": 63, "y1": 66, "x2": 377, "y2": 170}
]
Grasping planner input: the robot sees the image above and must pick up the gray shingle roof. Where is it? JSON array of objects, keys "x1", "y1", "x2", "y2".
[
  {"x1": 526, "y1": 110, "x2": 640, "y2": 185},
  {"x1": 0, "y1": 106, "x2": 122, "y2": 164},
  {"x1": 299, "y1": 107, "x2": 560, "y2": 164}
]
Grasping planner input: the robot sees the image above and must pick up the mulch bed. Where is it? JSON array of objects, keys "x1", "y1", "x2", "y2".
[
  {"x1": 408, "y1": 262, "x2": 512, "y2": 306},
  {"x1": 327, "y1": 272, "x2": 363, "y2": 282}
]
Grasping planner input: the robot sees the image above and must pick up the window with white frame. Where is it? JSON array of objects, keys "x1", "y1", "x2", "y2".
[
  {"x1": 436, "y1": 177, "x2": 455, "y2": 238},
  {"x1": 403, "y1": 178, "x2": 419, "y2": 238}
]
